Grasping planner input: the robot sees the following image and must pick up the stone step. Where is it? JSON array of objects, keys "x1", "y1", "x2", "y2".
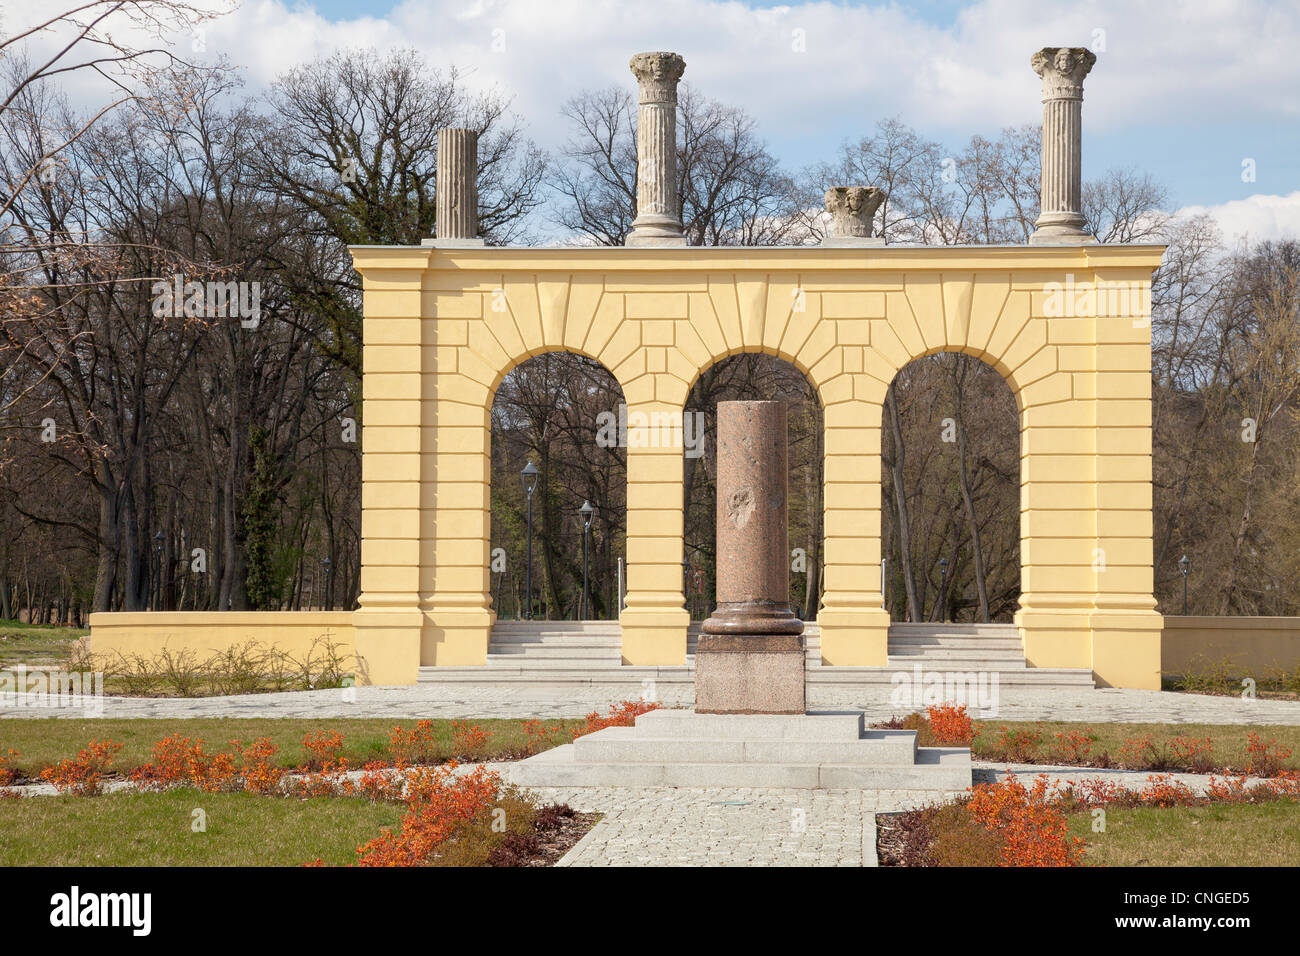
[
  {"x1": 506, "y1": 741, "x2": 971, "y2": 790},
  {"x1": 889, "y1": 624, "x2": 1019, "y2": 636},
  {"x1": 635, "y1": 709, "x2": 865, "y2": 739},
  {"x1": 491, "y1": 626, "x2": 621, "y2": 637},
  {"x1": 894, "y1": 639, "x2": 1024, "y2": 647},
  {"x1": 417, "y1": 665, "x2": 1093, "y2": 687},
  {"x1": 488, "y1": 644, "x2": 623, "y2": 658},
  {"x1": 574, "y1": 729, "x2": 918, "y2": 766},
  {"x1": 888, "y1": 647, "x2": 1025, "y2": 659},
  {"x1": 808, "y1": 667, "x2": 1094, "y2": 686},
  {"x1": 490, "y1": 634, "x2": 623, "y2": 645},
  {"x1": 418, "y1": 667, "x2": 694, "y2": 684}
]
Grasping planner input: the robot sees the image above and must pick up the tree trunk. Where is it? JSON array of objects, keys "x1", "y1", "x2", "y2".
[{"x1": 886, "y1": 387, "x2": 922, "y2": 621}]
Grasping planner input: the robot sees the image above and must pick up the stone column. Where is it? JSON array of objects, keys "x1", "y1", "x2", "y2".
[
  {"x1": 626, "y1": 51, "x2": 687, "y2": 247},
  {"x1": 696, "y1": 401, "x2": 805, "y2": 714},
  {"x1": 1029, "y1": 47, "x2": 1097, "y2": 245},
  {"x1": 434, "y1": 127, "x2": 482, "y2": 245}
]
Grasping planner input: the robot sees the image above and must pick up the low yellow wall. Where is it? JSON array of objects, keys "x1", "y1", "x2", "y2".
[
  {"x1": 1162, "y1": 616, "x2": 1300, "y2": 678},
  {"x1": 87, "y1": 612, "x2": 369, "y2": 681}
]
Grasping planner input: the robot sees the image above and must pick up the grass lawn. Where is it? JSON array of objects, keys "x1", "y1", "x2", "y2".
[
  {"x1": 0, "y1": 717, "x2": 584, "y2": 778},
  {"x1": 0, "y1": 619, "x2": 87, "y2": 668},
  {"x1": 0, "y1": 788, "x2": 405, "y2": 866},
  {"x1": 3, "y1": 716, "x2": 1297, "y2": 779},
  {"x1": 965, "y1": 720, "x2": 1300, "y2": 773},
  {"x1": 1068, "y1": 801, "x2": 1300, "y2": 866}
]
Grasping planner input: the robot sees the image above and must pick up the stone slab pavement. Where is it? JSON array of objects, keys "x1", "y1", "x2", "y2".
[
  {"x1": 524, "y1": 786, "x2": 951, "y2": 867},
  {"x1": 526, "y1": 760, "x2": 1288, "y2": 867},
  {"x1": 3, "y1": 683, "x2": 1299, "y2": 725}
]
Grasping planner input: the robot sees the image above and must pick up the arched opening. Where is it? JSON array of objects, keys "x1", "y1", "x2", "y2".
[
  {"x1": 489, "y1": 352, "x2": 626, "y2": 620},
  {"x1": 882, "y1": 352, "x2": 1020, "y2": 623},
  {"x1": 682, "y1": 353, "x2": 824, "y2": 621}
]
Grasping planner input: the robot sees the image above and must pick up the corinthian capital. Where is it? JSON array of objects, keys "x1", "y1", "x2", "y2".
[
  {"x1": 824, "y1": 186, "x2": 886, "y2": 239},
  {"x1": 1031, "y1": 47, "x2": 1096, "y2": 99},
  {"x1": 629, "y1": 51, "x2": 686, "y2": 104}
]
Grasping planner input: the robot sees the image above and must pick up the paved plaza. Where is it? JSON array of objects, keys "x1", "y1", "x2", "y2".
[
  {"x1": 5, "y1": 683, "x2": 1298, "y2": 866},
  {"x1": 5, "y1": 682, "x2": 1298, "y2": 725}
]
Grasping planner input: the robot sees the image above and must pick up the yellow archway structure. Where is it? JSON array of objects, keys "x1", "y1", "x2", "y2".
[{"x1": 349, "y1": 242, "x2": 1165, "y2": 689}]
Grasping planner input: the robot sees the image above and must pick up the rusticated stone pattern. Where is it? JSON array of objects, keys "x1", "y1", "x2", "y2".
[{"x1": 436, "y1": 127, "x2": 478, "y2": 239}]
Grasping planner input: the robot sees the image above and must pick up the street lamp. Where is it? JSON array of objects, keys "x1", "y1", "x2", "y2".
[
  {"x1": 521, "y1": 461, "x2": 539, "y2": 620},
  {"x1": 579, "y1": 500, "x2": 594, "y2": 620},
  {"x1": 938, "y1": 556, "x2": 949, "y2": 623},
  {"x1": 321, "y1": 556, "x2": 332, "y2": 611},
  {"x1": 153, "y1": 531, "x2": 165, "y2": 611},
  {"x1": 1179, "y1": 554, "x2": 1189, "y2": 615}
]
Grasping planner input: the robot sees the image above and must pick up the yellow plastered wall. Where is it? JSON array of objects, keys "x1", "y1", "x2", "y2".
[
  {"x1": 1163, "y1": 617, "x2": 1300, "y2": 679},
  {"x1": 350, "y1": 243, "x2": 1166, "y2": 689},
  {"x1": 86, "y1": 611, "x2": 362, "y2": 677}
]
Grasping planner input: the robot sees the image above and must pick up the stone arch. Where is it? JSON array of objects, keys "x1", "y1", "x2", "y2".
[
  {"x1": 879, "y1": 350, "x2": 1022, "y2": 624},
  {"x1": 351, "y1": 246, "x2": 1164, "y2": 689},
  {"x1": 680, "y1": 350, "x2": 827, "y2": 622},
  {"x1": 488, "y1": 350, "x2": 629, "y2": 622}
]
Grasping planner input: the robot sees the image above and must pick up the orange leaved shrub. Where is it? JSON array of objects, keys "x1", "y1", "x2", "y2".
[
  {"x1": 572, "y1": 699, "x2": 660, "y2": 740},
  {"x1": 387, "y1": 720, "x2": 440, "y2": 766},
  {"x1": 965, "y1": 774, "x2": 1085, "y2": 867},
  {"x1": 450, "y1": 721, "x2": 493, "y2": 759},
  {"x1": 0, "y1": 748, "x2": 20, "y2": 787},
  {"x1": 130, "y1": 734, "x2": 284, "y2": 794},
  {"x1": 355, "y1": 764, "x2": 501, "y2": 866},
  {"x1": 925, "y1": 703, "x2": 977, "y2": 746},
  {"x1": 1245, "y1": 733, "x2": 1293, "y2": 777},
  {"x1": 39, "y1": 740, "x2": 123, "y2": 796}
]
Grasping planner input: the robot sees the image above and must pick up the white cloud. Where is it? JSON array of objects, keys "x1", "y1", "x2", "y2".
[
  {"x1": 9, "y1": 0, "x2": 1299, "y2": 135},
  {"x1": 1177, "y1": 191, "x2": 1300, "y2": 245},
  {"x1": 5, "y1": 0, "x2": 1298, "y2": 211}
]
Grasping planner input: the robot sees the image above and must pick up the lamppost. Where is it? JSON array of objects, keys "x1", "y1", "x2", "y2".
[
  {"x1": 938, "y1": 556, "x2": 948, "y2": 623},
  {"x1": 521, "y1": 461, "x2": 539, "y2": 620},
  {"x1": 1179, "y1": 554, "x2": 1189, "y2": 615},
  {"x1": 321, "y1": 556, "x2": 332, "y2": 611},
  {"x1": 881, "y1": 556, "x2": 888, "y2": 612},
  {"x1": 153, "y1": 531, "x2": 165, "y2": 611},
  {"x1": 579, "y1": 500, "x2": 594, "y2": 620}
]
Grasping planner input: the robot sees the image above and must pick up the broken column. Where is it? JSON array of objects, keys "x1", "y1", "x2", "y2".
[
  {"x1": 696, "y1": 401, "x2": 805, "y2": 715},
  {"x1": 1029, "y1": 47, "x2": 1097, "y2": 244},
  {"x1": 625, "y1": 51, "x2": 687, "y2": 247},
  {"x1": 820, "y1": 186, "x2": 886, "y2": 246},
  {"x1": 433, "y1": 127, "x2": 483, "y2": 245}
]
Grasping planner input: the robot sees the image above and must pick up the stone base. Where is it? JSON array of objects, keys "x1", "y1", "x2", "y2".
[
  {"x1": 506, "y1": 709, "x2": 973, "y2": 790},
  {"x1": 625, "y1": 213, "x2": 687, "y2": 246},
  {"x1": 819, "y1": 236, "x2": 885, "y2": 247},
  {"x1": 1028, "y1": 212, "x2": 1097, "y2": 245},
  {"x1": 420, "y1": 237, "x2": 486, "y2": 247},
  {"x1": 625, "y1": 233, "x2": 688, "y2": 247},
  {"x1": 694, "y1": 633, "x2": 805, "y2": 714}
]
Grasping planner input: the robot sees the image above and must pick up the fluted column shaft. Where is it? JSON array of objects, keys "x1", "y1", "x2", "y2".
[
  {"x1": 626, "y1": 51, "x2": 687, "y2": 246},
  {"x1": 436, "y1": 128, "x2": 478, "y2": 241},
  {"x1": 1029, "y1": 47, "x2": 1097, "y2": 245}
]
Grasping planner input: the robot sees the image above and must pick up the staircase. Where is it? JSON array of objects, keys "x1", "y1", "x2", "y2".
[
  {"x1": 416, "y1": 620, "x2": 1094, "y2": 688},
  {"x1": 507, "y1": 709, "x2": 972, "y2": 790}
]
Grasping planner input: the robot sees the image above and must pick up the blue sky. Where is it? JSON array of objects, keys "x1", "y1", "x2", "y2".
[{"x1": 10, "y1": 0, "x2": 1299, "y2": 239}]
